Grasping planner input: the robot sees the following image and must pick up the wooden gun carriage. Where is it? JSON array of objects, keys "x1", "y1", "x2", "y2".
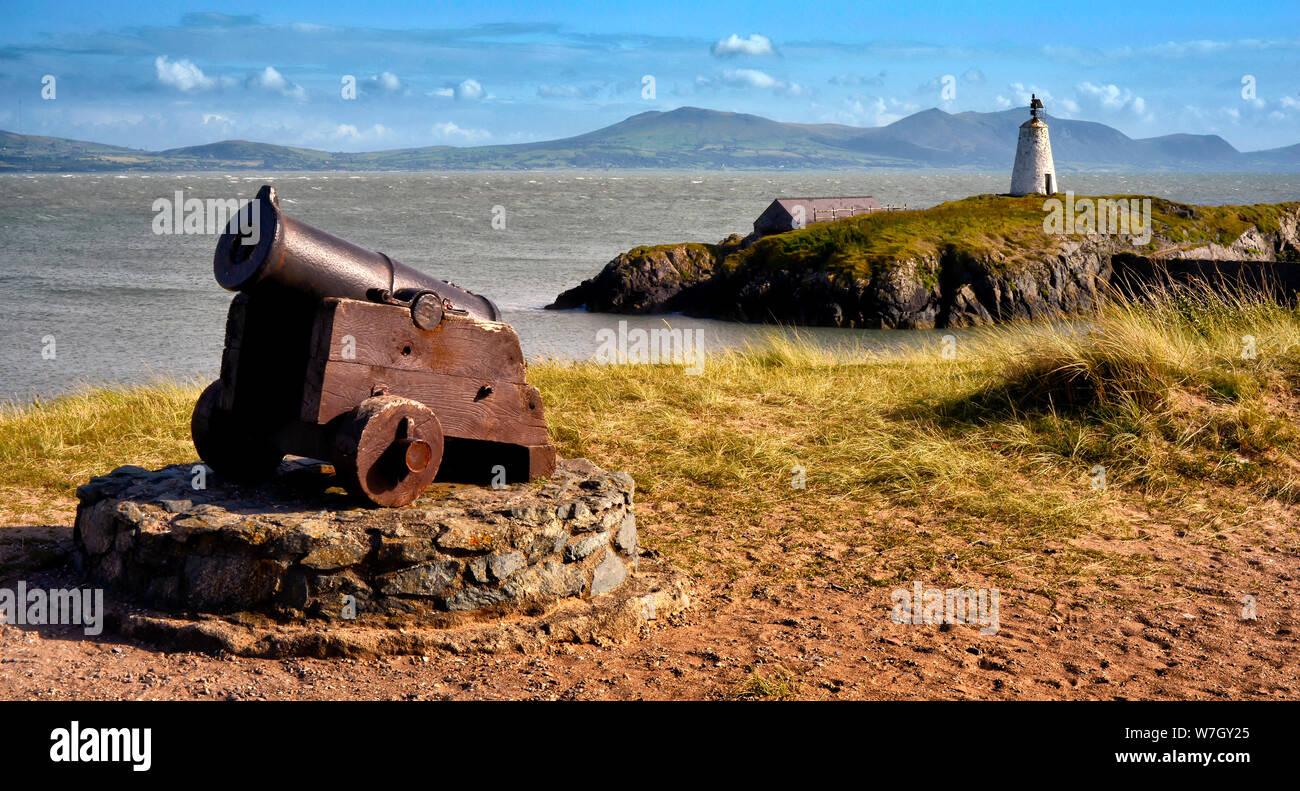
[{"x1": 192, "y1": 185, "x2": 555, "y2": 507}]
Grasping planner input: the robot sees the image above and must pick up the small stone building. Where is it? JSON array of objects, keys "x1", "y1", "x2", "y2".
[{"x1": 753, "y1": 196, "x2": 883, "y2": 236}]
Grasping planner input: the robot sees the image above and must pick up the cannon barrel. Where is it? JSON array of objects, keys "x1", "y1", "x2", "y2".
[{"x1": 214, "y1": 184, "x2": 501, "y2": 322}]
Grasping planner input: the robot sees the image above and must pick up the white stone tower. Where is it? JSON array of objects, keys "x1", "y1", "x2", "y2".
[{"x1": 1009, "y1": 94, "x2": 1058, "y2": 196}]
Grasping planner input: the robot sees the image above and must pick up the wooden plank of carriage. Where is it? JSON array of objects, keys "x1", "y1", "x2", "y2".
[
  {"x1": 301, "y1": 298, "x2": 548, "y2": 447},
  {"x1": 307, "y1": 298, "x2": 528, "y2": 381},
  {"x1": 307, "y1": 362, "x2": 549, "y2": 447}
]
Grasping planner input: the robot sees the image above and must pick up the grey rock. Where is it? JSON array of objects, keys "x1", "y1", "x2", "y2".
[
  {"x1": 546, "y1": 241, "x2": 719, "y2": 313},
  {"x1": 182, "y1": 554, "x2": 285, "y2": 611},
  {"x1": 445, "y1": 586, "x2": 513, "y2": 611},
  {"x1": 564, "y1": 530, "x2": 609, "y2": 562},
  {"x1": 77, "y1": 500, "x2": 117, "y2": 555},
  {"x1": 596, "y1": 507, "x2": 625, "y2": 532},
  {"x1": 436, "y1": 519, "x2": 506, "y2": 552},
  {"x1": 488, "y1": 550, "x2": 525, "y2": 581},
  {"x1": 375, "y1": 561, "x2": 460, "y2": 597},
  {"x1": 466, "y1": 550, "x2": 526, "y2": 585},
  {"x1": 614, "y1": 513, "x2": 638, "y2": 555},
  {"x1": 609, "y1": 472, "x2": 636, "y2": 501},
  {"x1": 113, "y1": 528, "x2": 136, "y2": 552},
  {"x1": 94, "y1": 551, "x2": 124, "y2": 583},
  {"x1": 507, "y1": 504, "x2": 550, "y2": 525},
  {"x1": 467, "y1": 557, "x2": 491, "y2": 585},
  {"x1": 523, "y1": 526, "x2": 568, "y2": 563},
  {"x1": 590, "y1": 549, "x2": 629, "y2": 596},
  {"x1": 299, "y1": 535, "x2": 370, "y2": 571},
  {"x1": 72, "y1": 456, "x2": 640, "y2": 620},
  {"x1": 170, "y1": 514, "x2": 222, "y2": 534},
  {"x1": 114, "y1": 500, "x2": 144, "y2": 524},
  {"x1": 273, "y1": 522, "x2": 332, "y2": 555},
  {"x1": 505, "y1": 560, "x2": 585, "y2": 600},
  {"x1": 145, "y1": 576, "x2": 180, "y2": 606}
]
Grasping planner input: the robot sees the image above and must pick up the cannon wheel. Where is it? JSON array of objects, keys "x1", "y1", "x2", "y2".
[
  {"x1": 331, "y1": 395, "x2": 443, "y2": 507},
  {"x1": 191, "y1": 380, "x2": 284, "y2": 481}
]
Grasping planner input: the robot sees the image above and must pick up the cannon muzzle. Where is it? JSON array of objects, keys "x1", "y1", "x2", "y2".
[{"x1": 214, "y1": 185, "x2": 501, "y2": 322}]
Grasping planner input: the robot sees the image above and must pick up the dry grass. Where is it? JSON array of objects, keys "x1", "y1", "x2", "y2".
[
  {"x1": 0, "y1": 382, "x2": 198, "y2": 524},
  {"x1": 3, "y1": 287, "x2": 1299, "y2": 593},
  {"x1": 732, "y1": 664, "x2": 801, "y2": 700}
]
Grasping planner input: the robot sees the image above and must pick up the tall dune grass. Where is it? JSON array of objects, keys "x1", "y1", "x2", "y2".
[{"x1": 3, "y1": 286, "x2": 1297, "y2": 583}]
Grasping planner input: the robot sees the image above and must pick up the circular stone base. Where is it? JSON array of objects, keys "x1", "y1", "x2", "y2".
[
  {"x1": 113, "y1": 564, "x2": 688, "y2": 658},
  {"x1": 73, "y1": 457, "x2": 690, "y2": 656}
]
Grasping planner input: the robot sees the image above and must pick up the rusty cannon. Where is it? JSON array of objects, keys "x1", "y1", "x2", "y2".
[{"x1": 192, "y1": 184, "x2": 556, "y2": 507}]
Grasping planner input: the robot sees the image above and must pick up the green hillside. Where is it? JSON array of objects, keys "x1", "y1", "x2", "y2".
[{"x1": 3, "y1": 106, "x2": 1298, "y2": 172}]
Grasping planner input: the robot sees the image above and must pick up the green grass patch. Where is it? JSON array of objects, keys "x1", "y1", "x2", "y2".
[{"x1": 723, "y1": 194, "x2": 1300, "y2": 281}]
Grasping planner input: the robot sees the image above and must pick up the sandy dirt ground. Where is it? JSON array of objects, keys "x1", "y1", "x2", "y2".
[{"x1": 1, "y1": 492, "x2": 1297, "y2": 701}]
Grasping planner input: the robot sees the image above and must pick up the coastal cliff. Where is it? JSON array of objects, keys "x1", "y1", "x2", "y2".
[{"x1": 548, "y1": 195, "x2": 1300, "y2": 328}]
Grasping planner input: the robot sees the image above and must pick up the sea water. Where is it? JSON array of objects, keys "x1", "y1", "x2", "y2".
[{"x1": 1, "y1": 170, "x2": 1296, "y2": 400}]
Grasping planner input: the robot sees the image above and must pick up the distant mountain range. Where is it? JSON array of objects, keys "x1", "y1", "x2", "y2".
[{"x1": 3, "y1": 106, "x2": 1298, "y2": 172}]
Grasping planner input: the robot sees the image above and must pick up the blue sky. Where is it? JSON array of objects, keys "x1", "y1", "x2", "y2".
[{"x1": 3, "y1": 0, "x2": 1299, "y2": 152}]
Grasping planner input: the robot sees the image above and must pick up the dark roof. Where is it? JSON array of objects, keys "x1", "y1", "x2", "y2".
[{"x1": 770, "y1": 197, "x2": 881, "y2": 213}]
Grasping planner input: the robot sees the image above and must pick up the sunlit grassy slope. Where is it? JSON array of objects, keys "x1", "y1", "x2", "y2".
[{"x1": 727, "y1": 195, "x2": 1300, "y2": 279}]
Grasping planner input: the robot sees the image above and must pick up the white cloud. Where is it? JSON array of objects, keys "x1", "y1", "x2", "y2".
[
  {"x1": 248, "y1": 66, "x2": 307, "y2": 100},
  {"x1": 1057, "y1": 98, "x2": 1080, "y2": 114},
  {"x1": 432, "y1": 121, "x2": 490, "y2": 142},
  {"x1": 330, "y1": 123, "x2": 393, "y2": 141},
  {"x1": 702, "y1": 68, "x2": 804, "y2": 96},
  {"x1": 374, "y1": 71, "x2": 401, "y2": 93},
  {"x1": 454, "y1": 78, "x2": 484, "y2": 100},
  {"x1": 1077, "y1": 81, "x2": 1152, "y2": 121},
  {"x1": 1079, "y1": 82, "x2": 1125, "y2": 108},
  {"x1": 725, "y1": 68, "x2": 777, "y2": 89},
  {"x1": 961, "y1": 68, "x2": 986, "y2": 84},
  {"x1": 155, "y1": 56, "x2": 215, "y2": 92},
  {"x1": 1008, "y1": 83, "x2": 1052, "y2": 105},
  {"x1": 711, "y1": 34, "x2": 775, "y2": 57},
  {"x1": 994, "y1": 95, "x2": 1012, "y2": 109},
  {"x1": 431, "y1": 88, "x2": 454, "y2": 98},
  {"x1": 822, "y1": 95, "x2": 916, "y2": 127},
  {"x1": 1280, "y1": 96, "x2": 1300, "y2": 110},
  {"x1": 201, "y1": 112, "x2": 232, "y2": 125}
]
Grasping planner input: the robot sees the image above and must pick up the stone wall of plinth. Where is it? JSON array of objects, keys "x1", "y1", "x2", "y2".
[
  {"x1": 1009, "y1": 118, "x2": 1057, "y2": 197},
  {"x1": 73, "y1": 458, "x2": 642, "y2": 624}
]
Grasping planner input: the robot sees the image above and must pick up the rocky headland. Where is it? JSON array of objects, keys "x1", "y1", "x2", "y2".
[{"x1": 548, "y1": 194, "x2": 1300, "y2": 328}]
